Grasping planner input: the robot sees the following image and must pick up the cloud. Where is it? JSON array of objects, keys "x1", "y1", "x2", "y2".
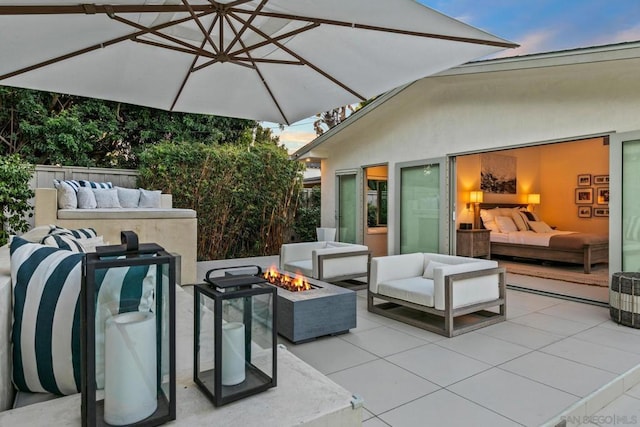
[
  {"x1": 593, "y1": 24, "x2": 640, "y2": 45},
  {"x1": 279, "y1": 129, "x2": 317, "y2": 153},
  {"x1": 492, "y1": 28, "x2": 558, "y2": 58}
]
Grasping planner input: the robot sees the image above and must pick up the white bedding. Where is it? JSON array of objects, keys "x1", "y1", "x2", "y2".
[{"x1": 490, "y1": 230, "x2": 575, "y2": 246}]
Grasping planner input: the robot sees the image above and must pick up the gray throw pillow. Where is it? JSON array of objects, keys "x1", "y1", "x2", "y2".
[
  {"x1": 115, "y1": 186, "x2": 140, "y2": 208},
  {"x1": 53, "y1": 180, "x2": 78, "y2": 209},
  {"x1": 77, "y1": 187, "x2": 97, "y2": 209},
  {"x1": 93, "y1": 189, "x2": 121, "y2": 208},
  {"x1": 138, "y1": 188, "x2": 161, "y2": 208}
]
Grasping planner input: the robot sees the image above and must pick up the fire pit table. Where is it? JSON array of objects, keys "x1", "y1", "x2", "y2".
[{"x1": 210, "y1": 266, "x2": 357, "y2": 344}]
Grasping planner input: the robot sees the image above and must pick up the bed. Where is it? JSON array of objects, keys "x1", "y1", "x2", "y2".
[{"x1": 478, "y1": 203, "x2": 608, "y2": 274}]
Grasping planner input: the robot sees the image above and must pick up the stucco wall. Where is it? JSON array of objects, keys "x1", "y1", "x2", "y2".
[{"x1": 318, "y1": 54, "x2": 640, "y2": 254}]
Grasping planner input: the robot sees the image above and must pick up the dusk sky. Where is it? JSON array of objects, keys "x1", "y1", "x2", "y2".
[{"x1": 267, "y1": 0, "x2": 640, "y2": 153}]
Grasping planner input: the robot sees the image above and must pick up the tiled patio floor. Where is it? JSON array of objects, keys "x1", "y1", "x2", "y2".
[{"x1": 197, "y1": 257, "x2": 640, "y2": 427}]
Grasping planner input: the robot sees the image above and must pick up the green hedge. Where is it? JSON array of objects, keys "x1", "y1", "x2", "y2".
[
  {"x1": 138, "y1": 141, "x2": 303, "y2": 260},
  {"x1": 0, "y1": 155, "x2": 34, "y2": 246}
]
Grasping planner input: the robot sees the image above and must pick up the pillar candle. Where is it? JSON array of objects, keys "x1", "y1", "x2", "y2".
[
  {"x1": 221, "y1": 322, "x2": 246, "y2": 386},
  {"x1": 104, "y1": 311, "x2": 157, "y2": 426}
]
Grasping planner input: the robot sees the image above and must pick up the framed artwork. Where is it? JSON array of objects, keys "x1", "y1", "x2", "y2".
[
  {"x1": 578, "y1": 206, "x2": 592, "y2": 218},
  {"x1": 577, "y1": 174, "x2": 591, "y2": 186},
  {"x1": 594, "y1": 175, "x2": 609, "y2": 185},
  {"x1": 596, "y1": 187, "x2": 609, "y2": 205},
  {"x1": 594, "y1": 207, "x2": 609, "y2": 217},
  {"x1": 480, "y1": 153, "x2": 517, "y2": 194},
  {"x1": 575, "y1": 188, "x2": 593, "y2": 204}
]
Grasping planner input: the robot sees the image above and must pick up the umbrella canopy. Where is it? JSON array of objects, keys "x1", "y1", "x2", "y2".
[{"x1": 0, "y1": 1, "x2": 516, "y2": 124}]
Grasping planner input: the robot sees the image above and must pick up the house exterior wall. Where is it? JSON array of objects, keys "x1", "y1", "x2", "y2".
[{"x1": 317, "y1": 53, "x2": 640, "y2": 255}]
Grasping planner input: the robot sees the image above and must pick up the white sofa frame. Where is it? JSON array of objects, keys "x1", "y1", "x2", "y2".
[{"x1": 368, "y1": 256, "x2": 506, "y2": 337}]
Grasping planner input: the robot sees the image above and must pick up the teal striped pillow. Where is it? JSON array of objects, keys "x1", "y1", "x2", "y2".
[
  {"x1": 49, "y1": 226, "x2": 98, "y2": 239},
  {"x1": 41, "y1": 234, "x2": 86, "y2": 252},
  {"x1": 10, "y1": 238, "x2": 155, "y2": 395}
]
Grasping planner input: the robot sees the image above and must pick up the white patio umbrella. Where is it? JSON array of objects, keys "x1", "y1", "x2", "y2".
[{"x1": 0, "y1": 0, "x2": 516, "y2": 124}]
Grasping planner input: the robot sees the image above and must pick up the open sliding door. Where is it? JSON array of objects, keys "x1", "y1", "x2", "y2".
[
  {"x1": 336, "y1": 172, "x2": 360, "y2": 244},
  {"x1": 610, "y1": 130, "x2": 640, "y2": 273}
]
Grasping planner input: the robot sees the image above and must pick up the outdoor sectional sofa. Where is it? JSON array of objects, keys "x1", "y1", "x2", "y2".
[
  {"x1": 280, "y1": 241, "x2": 371, "y2": 283},
  {"x1": 368, "y1": 253, "x2": 506, "y2": 337},
  {"x1": 34, "y1": 187, "x2": 197, "y2": 284}
]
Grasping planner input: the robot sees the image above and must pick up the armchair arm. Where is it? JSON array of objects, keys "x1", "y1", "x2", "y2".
[
  {"x1": 279, "y1": 242, "x2": 324, "y2": 270},
  {"x1": 434, "y1": 266, "x2": 505, "y2": 311},
  {"x1": 315, "y1": 249, "x2": 371, "y2": 282}
]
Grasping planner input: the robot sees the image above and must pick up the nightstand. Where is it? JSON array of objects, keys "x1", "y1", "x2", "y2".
[{"x1": 456, "y1": 229, "x2": 491, "y2": 258}]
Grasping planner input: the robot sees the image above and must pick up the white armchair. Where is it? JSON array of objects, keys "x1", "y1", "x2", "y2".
[
  {"x1": 280, "y1": 241, "x2": 370, "y2": 282},
  {"x1": 368, "y1": 253, "x2": 506, "y2": 337}
]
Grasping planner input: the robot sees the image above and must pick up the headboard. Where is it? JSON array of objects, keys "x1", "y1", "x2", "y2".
[{"x1": 477, "y1": 203, "x2": 528, "y2": 229}]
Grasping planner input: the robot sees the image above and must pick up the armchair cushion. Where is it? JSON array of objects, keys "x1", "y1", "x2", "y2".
[
  {"x1": 284, "y1": 260, "x2": 313, "y2": 277},
  {"x1": 378, "y1": 277, "x2": 434, "y2": 307}
]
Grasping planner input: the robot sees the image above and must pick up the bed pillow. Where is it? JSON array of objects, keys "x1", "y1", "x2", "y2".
[
  {"x1": 479, "y1": 209, "x2": 498, "y2": 231},
  {"x1": 79, "y1": 180, "x2": 112, "y2": 189},
  {"x1": 77, "y1": 187, "x2": 97, "y2": 209},
  {"x1": 495, "y1": 216, "x2": 518, "y2": 232},
  {"x1": 53, "y1": 180, "x2": 78, "y2": 209},
  {"x1": 511, "y1": 208, "x2": 528, "y2": 231},
  {"x1": 93, "y1": 189, "x2": 122, "y2": 208},
  {"x1": 138, "y1": 188, "x2": 162, "y2": 208},
  {"x1": 115, "y1": 186, "x2": 140, "y2": 208},
  {"x1": 529, "y1": 221, "x2": 553, "y2": 233},
  {"x1": 423, "y1": 260, "x2": 447, "y2": 279},
  {"x1": 10, "y1": 237, "x2": 156, "y2": 394}
]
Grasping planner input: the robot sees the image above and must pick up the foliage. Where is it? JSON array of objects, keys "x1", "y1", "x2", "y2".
[
  {"x1": 293, "y1": 186, "x2": 321, "y2": 242},
  {"x1": 0, "y1": 154, "x2": 34, "y2": 246},
  {"x1": 0, "y1": 86, "x2": 261, "y2": 168},
  {"x1": 138, "y1": 141, "x2": 303, "y2": 260}
]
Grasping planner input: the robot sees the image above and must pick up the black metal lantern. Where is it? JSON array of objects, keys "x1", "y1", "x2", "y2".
[
  {"x1": 194, "y1": 266, "x2": 277, "y2": 406},
  {"x1": 81, "y1": 231, "x2": 176, "y2": 427}
]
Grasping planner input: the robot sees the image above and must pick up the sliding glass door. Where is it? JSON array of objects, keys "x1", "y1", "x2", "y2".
[
  {"x1": 337, "y1": 173, "x2": 357, "y2": 243},
  {"x1": 397, "y1": 161, "x2": 444, "y2": 253}
]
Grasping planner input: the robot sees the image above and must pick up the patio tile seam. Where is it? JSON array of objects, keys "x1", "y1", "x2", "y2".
[
  {"x1": 535, "y1": 342, "x2": 640, "y2": 376},
  {"x1": 366, "y1": 387, "x2": 444, "y2": 418},
  {"x1": 431, "y1": 339, "x2": 538, "y2": 367},
  {"x1": 440, "y1": 386, "x2": 528, "y2": 426},
  {"x1": 492, "y1": 365, "x2": 594, "y2": 399},
  {"x1": 474, "y1": 324, "x2": 566, "y2": 350}
]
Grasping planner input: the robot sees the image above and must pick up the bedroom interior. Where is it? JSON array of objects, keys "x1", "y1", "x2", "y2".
[{"x1": 456, "y1": 136, "x2": 609, "y2": 303}]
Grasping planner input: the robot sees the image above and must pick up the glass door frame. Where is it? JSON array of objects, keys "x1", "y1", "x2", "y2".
[
  {"x1": 393, "y1": 157, "x2": 450, "y2": 254},
  {"x1": 609, "y1": 130, "x2": 640, "y2": 273},
  {"x1": 335, "y1": 169, "x2": 363, "y2": 244}
]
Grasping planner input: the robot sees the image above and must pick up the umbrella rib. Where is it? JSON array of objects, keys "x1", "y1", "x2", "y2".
[
  {"x1": 223, "y1": 0, "x2": 269, "y2": 56},
  {"x1": 112, "y1": 15, "x2": 216, "y2": 58},
  {"x1": 229, "y1": 11, "x2": 366, "y2": 101},
  {"x1": 224, "y1": 14, "x2": 290, "y2": 125},
  {"x1": 182, "y1": 0, "x2": 220, "y2": 55},
  {"x1": 228, "y1": 23, "x2": 320, "y2": 58},
  {"x1": 0, "y1": 10, "x2": 215, "y2": 82},
  {"x1": 171, "y1": 13, "x2": 220, "y2": 111},
  {"x1": 133, "y1": 38, "x2": 216, "y2": 59},
  {"x1": 229, "y1": 9, "x2": 519, "y2": 49}
]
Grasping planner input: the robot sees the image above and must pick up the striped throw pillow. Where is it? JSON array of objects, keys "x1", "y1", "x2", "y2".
[
  {"x1": 10, "y1": 238, "x2": 156, "y2": 394},
  {"x1": 79, "y1": 180, "x2": 113, "y2": 189},
  {"x1": 53, "y1": 179, "x2": 80, "y2": 192},
  {"x1": 42, "y1": 234, "x2": 87, "y2": 252},
  {"x1": 49, "y1": 226, "x2": 98, "y2": 239}
]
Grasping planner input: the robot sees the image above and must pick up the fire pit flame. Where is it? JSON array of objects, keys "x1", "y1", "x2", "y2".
[{"x1": 263, "y1": 266, "x2": 312, "y2": 292}]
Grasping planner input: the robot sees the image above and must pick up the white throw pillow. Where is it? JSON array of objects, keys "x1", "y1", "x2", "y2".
[
  {"x1": 139, "y1": 188, "x2": 162, "y2": 208},
  {"x1": 529, "y1": 221, "x2": 553, "y2": 233},
  {"x1": 53, "y1": 180, "x2": 78, "y2": 209},
  {"x1": 115, "y1": 186, "x2": 140, "y2": 208},
  {"x1": 93, "y1": 189, "x2": 121, "y2": 208},
  {"x1": 77, "y1": 187, "x2": 97, "y2": 209},
  {"x1": 495, "y1": 216, "x2": 518, "y2": 233},
  {"x1": 423, "y1": 260, "x2": 447, "y2": 279}
]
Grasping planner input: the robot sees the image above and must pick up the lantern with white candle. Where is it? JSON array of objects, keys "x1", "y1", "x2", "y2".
[
  {"x1": 81, "y1": 231, "x2": 176, "y2": 427},
  {"x1": 194, "y1": 265, "x2": 277, "y2": 406}
]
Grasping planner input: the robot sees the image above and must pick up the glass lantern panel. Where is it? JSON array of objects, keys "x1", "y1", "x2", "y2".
[
  {"x1": 246, "y1": 290, "x2": 274, "y2": 380},
  {"x1": 196, "y1": 290, "x2": 216, "y2": 391},
  {"x1": 94, "y1": 261, "x2": 165, "y2": 425}
]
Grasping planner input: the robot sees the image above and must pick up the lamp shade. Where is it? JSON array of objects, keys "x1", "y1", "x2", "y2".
[
  {"x1": 469, "y1": 191, "x2": 484, "y2": 203},
  {"x1": 527, "y1": 194, "x2": 541, "y2": 205}
]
